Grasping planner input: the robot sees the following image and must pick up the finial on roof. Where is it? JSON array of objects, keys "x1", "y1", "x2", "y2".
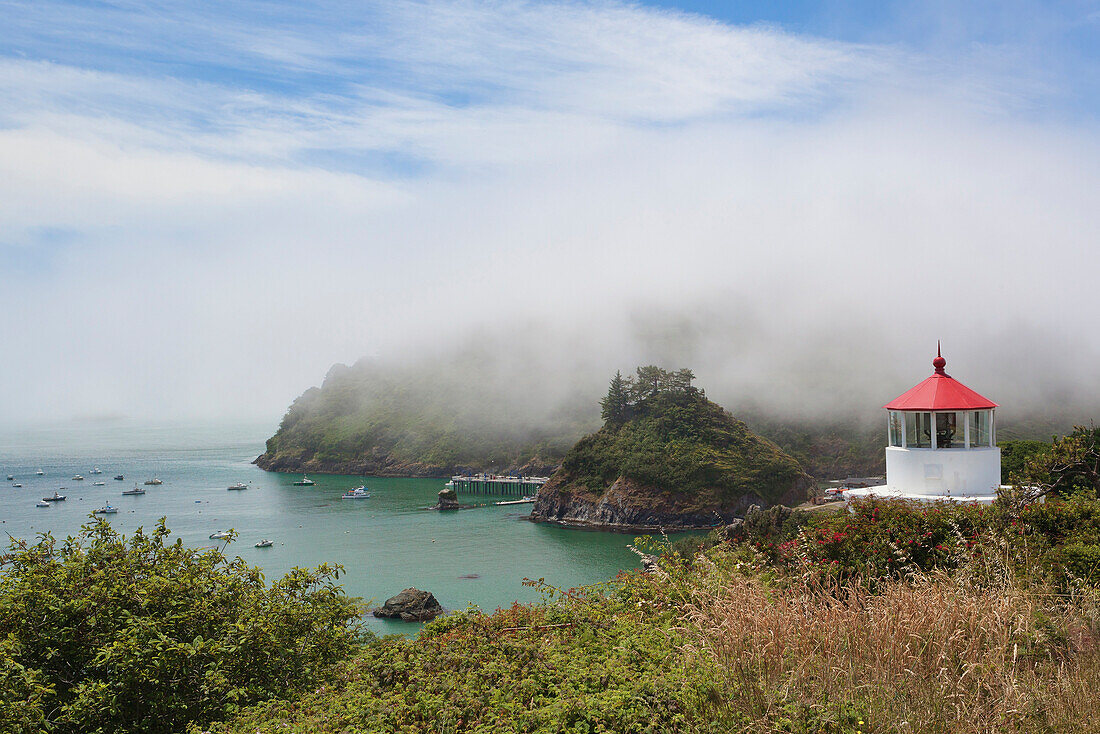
[{"x1": 933, "y1": 341, "x2": 947, "y2": 375}]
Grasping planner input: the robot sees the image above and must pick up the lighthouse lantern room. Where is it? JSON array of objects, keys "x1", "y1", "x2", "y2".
[{"x1": 846, "y1": 347, "x2": 1003, "y2": 504}]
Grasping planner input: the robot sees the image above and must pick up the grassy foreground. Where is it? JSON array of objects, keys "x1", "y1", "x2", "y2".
[{"x1": 205, "y1": 498, "x2": 1100, "y2": 734}]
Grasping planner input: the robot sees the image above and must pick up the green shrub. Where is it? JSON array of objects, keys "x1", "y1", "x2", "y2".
[{"x1": 0, "y1": 518, "x2": 360, "y2": 734}]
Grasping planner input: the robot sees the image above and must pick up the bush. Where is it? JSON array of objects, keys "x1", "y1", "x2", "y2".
[{"x1": 0, "y1": 518, "x2": 360, "y2": 734}]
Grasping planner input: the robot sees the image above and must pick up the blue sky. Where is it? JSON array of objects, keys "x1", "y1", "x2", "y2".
[{"x1": 1, "y1": 1, "x2": 1099, "y2": 423}]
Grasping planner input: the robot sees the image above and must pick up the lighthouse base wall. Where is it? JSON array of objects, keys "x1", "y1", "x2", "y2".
[{"x1": 884, "y1": 446, "x2": 1001, "y2": 498}]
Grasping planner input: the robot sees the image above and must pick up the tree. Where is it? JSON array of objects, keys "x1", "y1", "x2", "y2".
[
  {"x1": 0, "y1": 518, "x2": 360, "y2": 734},
  {"x1": 1014, "y1": 425, "x2": 1100, "y2": 503},
  {"x1": 600, "y1": 370, "x2": 631, "y2": 426}
]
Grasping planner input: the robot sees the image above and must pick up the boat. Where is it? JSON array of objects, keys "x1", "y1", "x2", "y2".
[
  {"x1": 209, "y1": 530, "x2": 232, "y2": 540},
  {"x1": 36, "y1": 501, "x2": 50, "y2": 508},
  {"x1": 341, "y1": 487, "x2": 370, "y2": 499},
  {"x1": 113, "y1": 474, "x2": 124, "y2": 481},
  {"x1": 43, "y1": 492, "x2": 66, "y2": 502},
  {"x1": 72, "y1": 475, "x2": 84, "y2": 481},
  {"x1": 292, "y1": 475, "x2": 315, "y2": 486},
  {"x1": 92, "y1": 481, "x2": 106, "y2": 486},
  {"x1": 6, "y1": 474, "x2": 13, "y2": 480},
  {"x1": 91, "y1": 467, "x2": 102, "y2": 474},
  {"x1": 36, "y1": 469, "x2": 44, "y2": 475},
  {"x1": 255, "y1": 539, "x2": 273, "y2": 548},
  {"x1": 122, "y1": 486, "x2": 145, "y2": 496},
  {"x1": 94, "y1": 505, "x2": 118, "y2": 514},
  {"x1": 227, "y1": 482, "x2": 249, "y2": 490},
  {"x1": 12, "y1": 483, "x2": 22, "y2": 488},
  {"x1": 494, "y1": 496, "x2": 537, "y2": 506},
  {"x1": 144, "y1": 477, "x2": 162, "y2": 485}
]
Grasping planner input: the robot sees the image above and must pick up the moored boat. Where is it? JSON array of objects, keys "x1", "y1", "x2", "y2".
[
  {"x1": 36, "y1": 501, "x2": 50, "y2": 507},
  {"x1": 494, "y1": 496, "x2": 536, "y2": 506},
  {"x1": 43, "y1": 492, "x2": 66, "y2": 502},
  {"x1": 91, "y1": 467, "x2": 102, "y2": 474},
  {"x1": 72, "y1": 475, "x2": 84, "y2": 481},
  {"x1": 36, "y1": 469, "x2": 44, "y2": 475},
  {"x1": 144, "y1": 477, "x2": 162, "y2": 485},
  {"x1": 114, "y1": 474, "x2": 124, "y2": 481},
  {"x1": 227, "y1": 482, "x2": 249, "y2": 490},
  {"x1": 122, "y1": 485, "x2": 145, "y2": 496},
  {"x1": 94, "y1": 504, "x2": 118, "y2": 514},
  {"x1": 341, "y1": 486, "x2": 370, "y2": 499},
  {"x1": 209, "y1": 530, "x2": 232, "y2": 540},
  {"x1": 92, "y1": 481, "x2": 106, "y2": 486},
  {"x1": 6, "y1": 474, "x2": 13, "y2": 480},
  {"x1": 292, "y1": 475, "x2": 315, "y2": 486},
  {"x1": 12, "y1": 483, "x2": 22, "y2": 488},
  {"x1": 255, "y1": 539, "x2": 273, "y2": 548}
]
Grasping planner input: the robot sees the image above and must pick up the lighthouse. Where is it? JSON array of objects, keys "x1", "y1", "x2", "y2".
[{"x1": 846, "y1": 347, "x2": 1003, "y2": 504}]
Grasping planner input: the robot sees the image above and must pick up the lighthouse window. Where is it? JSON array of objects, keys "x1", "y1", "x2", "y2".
[
  {"x1": 936, "y1": 412, "x2": 960, "y2": 448},
  {"x1": 970, "y1": 410, "x2": 992, "y2": 447},
  {"x1": 889, "y1": 412, "x2": 903, "y2": 447},
  {"x1": 904, "y1": 412, "x2": 932, "y2": 448}
]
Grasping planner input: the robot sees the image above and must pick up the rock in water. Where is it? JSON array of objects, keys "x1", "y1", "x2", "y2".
[
  {"x1": 373, "y1": 588, "x2": 444, "y2": 622},
  {"x1": 436, "y1": 486, "x2": 459, "y2": 511}
]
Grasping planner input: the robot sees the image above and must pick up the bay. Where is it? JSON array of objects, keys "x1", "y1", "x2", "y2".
[{"x1": 0, "y1": 422, "x2": 648, "y2": 634}]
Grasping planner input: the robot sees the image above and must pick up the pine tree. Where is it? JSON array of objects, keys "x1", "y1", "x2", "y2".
[{"x1": 600, "y1": 370, "x2": 631, "y2": 426}]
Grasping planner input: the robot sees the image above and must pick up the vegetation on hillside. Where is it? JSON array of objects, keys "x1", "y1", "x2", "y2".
[
  {"x1": 209, "y1": 495, "x2": 1100, "y2": 734},
  {"x1": 258, "y1": 357, "x2": 595, "y2": 475},
  {"x1": 0, "y1": 519, "x2": 360, "y2": 734},
  {"x1": 546, "y1": 367, "x2": 811, "y2": 507},
  {"x1": 259, "y1": 353, "x2": 1077, "y2": 482}
]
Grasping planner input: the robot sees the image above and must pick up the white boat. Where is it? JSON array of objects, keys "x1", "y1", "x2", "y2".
[
  {"x1": 6, "y1": 474, "x2": 13, "y2": 480},
  {"x1": 495, "y1": 496, "x2": 536, "y2": 506},
  {"x1": 254, "y1": 539, "x2": 273, "y2": 548},
  {"x1": 144, "y1": 477, "x2": 163, "y2": 485},
  {"x1": 94, "y1": 505, "x2": 118, "y2": 514},
  {"x1": 122, "y1": 486, "x2": 145, "y2": 496},
  {"x1": 92, "y1": 481, "x2": 106, "y2": 486},
  {"x1": 292, "y1": 475, "x2": 315, "y2": 486},
  {"x1": 91, "y1": 467, "x2": 102, "y2": 474},
  {"x1": 341, "y1": 487, "x2": 370, "y2": 499},
  {"x1": 72, "y1": 475, "x2": 84, "y2": 481},
  {"x1": 227, "y1": 482, "x2": 249, "y2": 490},
  {"x1": 36, "y1": 469, "x2": 44, "y2": 475},
  {"x1": 12, "y1": 483, "x2": 22, "y2": 488},
  {"x1": 209, "y1": 530, "x2": 232, "y2": 540},
  {"x1": 43, "y1": 492, "x2": 66, "y2": 502},
  {"x1": 36, "y1": 501, "x2": 50, "y2": 508}
]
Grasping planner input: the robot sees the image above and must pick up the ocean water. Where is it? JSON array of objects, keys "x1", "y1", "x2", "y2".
[{"x1": 0, "y1": 422, "x2": 653, "y2": 633}]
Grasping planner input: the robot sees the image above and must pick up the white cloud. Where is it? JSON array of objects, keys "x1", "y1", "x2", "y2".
[{"x1": 0, "y1": 0, "x2": 1098, "y2": 425}]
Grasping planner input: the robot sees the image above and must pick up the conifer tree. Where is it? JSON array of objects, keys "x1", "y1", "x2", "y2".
[{"x1": 600, "y1": 370, "x2": 631, "y2": 426}]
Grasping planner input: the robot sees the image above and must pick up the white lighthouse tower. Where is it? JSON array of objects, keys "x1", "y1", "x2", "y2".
[{"x1": 846, "y1": 347, "x2": 1002, "y2": 504}]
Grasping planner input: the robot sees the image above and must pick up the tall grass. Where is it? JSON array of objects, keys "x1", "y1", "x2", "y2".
[{"x1": 673, "y1": 550, "x2": 1100, "y2": 733}]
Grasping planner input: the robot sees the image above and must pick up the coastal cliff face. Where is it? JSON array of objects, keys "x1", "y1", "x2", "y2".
[
  {"x1": 530, "y1": 474, "x2": 814, "y2": 531},
  {"x1": 529, "y1": 368, "x2": 815, "y2": 531},
  {"x1": 253, "y1": 451, "x2": 559, "y2": 479}
]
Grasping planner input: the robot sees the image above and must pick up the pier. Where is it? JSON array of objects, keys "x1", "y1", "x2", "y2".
[{"x1": 446, "y1": 474, "x2": 549, "y2": 496}]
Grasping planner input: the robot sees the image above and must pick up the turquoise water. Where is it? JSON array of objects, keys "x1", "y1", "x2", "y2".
[{"x1": 0, "y1": 423, "x2": 647, "y2": 633}]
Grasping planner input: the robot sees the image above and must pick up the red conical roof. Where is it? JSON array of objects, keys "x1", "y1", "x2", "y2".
[{"x1": 883, "y1": 349, "x2": 998, "y2": 411}]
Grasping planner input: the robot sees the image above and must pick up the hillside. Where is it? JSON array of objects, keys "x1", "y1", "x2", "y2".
[
  {"x1": 256, "y1": 352, "x2": 1080, "y2": 481},
  {"x1": 255, "y1": 354, "x2": 598, "y2": 477},
  {"x1": 529, "y1": 367, "x2": 815, "y2": 529}
]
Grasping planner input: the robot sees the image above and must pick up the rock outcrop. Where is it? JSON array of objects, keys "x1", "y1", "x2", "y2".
[
  {"x1": 530, "y1": 474, "x2": 813, "y2": 531},
  {"x1": 529, "y1": 367, "x2": 815, "y2": 531},
  {"x1": 436, "y1": 486, "x2": 459, "y2": 510},
  {"x1": 372, "y1": 588, "x2": 444, "y2": 622}
]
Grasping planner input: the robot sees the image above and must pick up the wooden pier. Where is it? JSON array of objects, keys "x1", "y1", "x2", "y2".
[{"x1": 446, "y1": 474, "x2": 549, "y2": 496}]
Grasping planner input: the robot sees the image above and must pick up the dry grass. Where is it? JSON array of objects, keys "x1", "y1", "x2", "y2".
[{"x1": 674, "y1": 554, "x2": 1100, "y2": 733}]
